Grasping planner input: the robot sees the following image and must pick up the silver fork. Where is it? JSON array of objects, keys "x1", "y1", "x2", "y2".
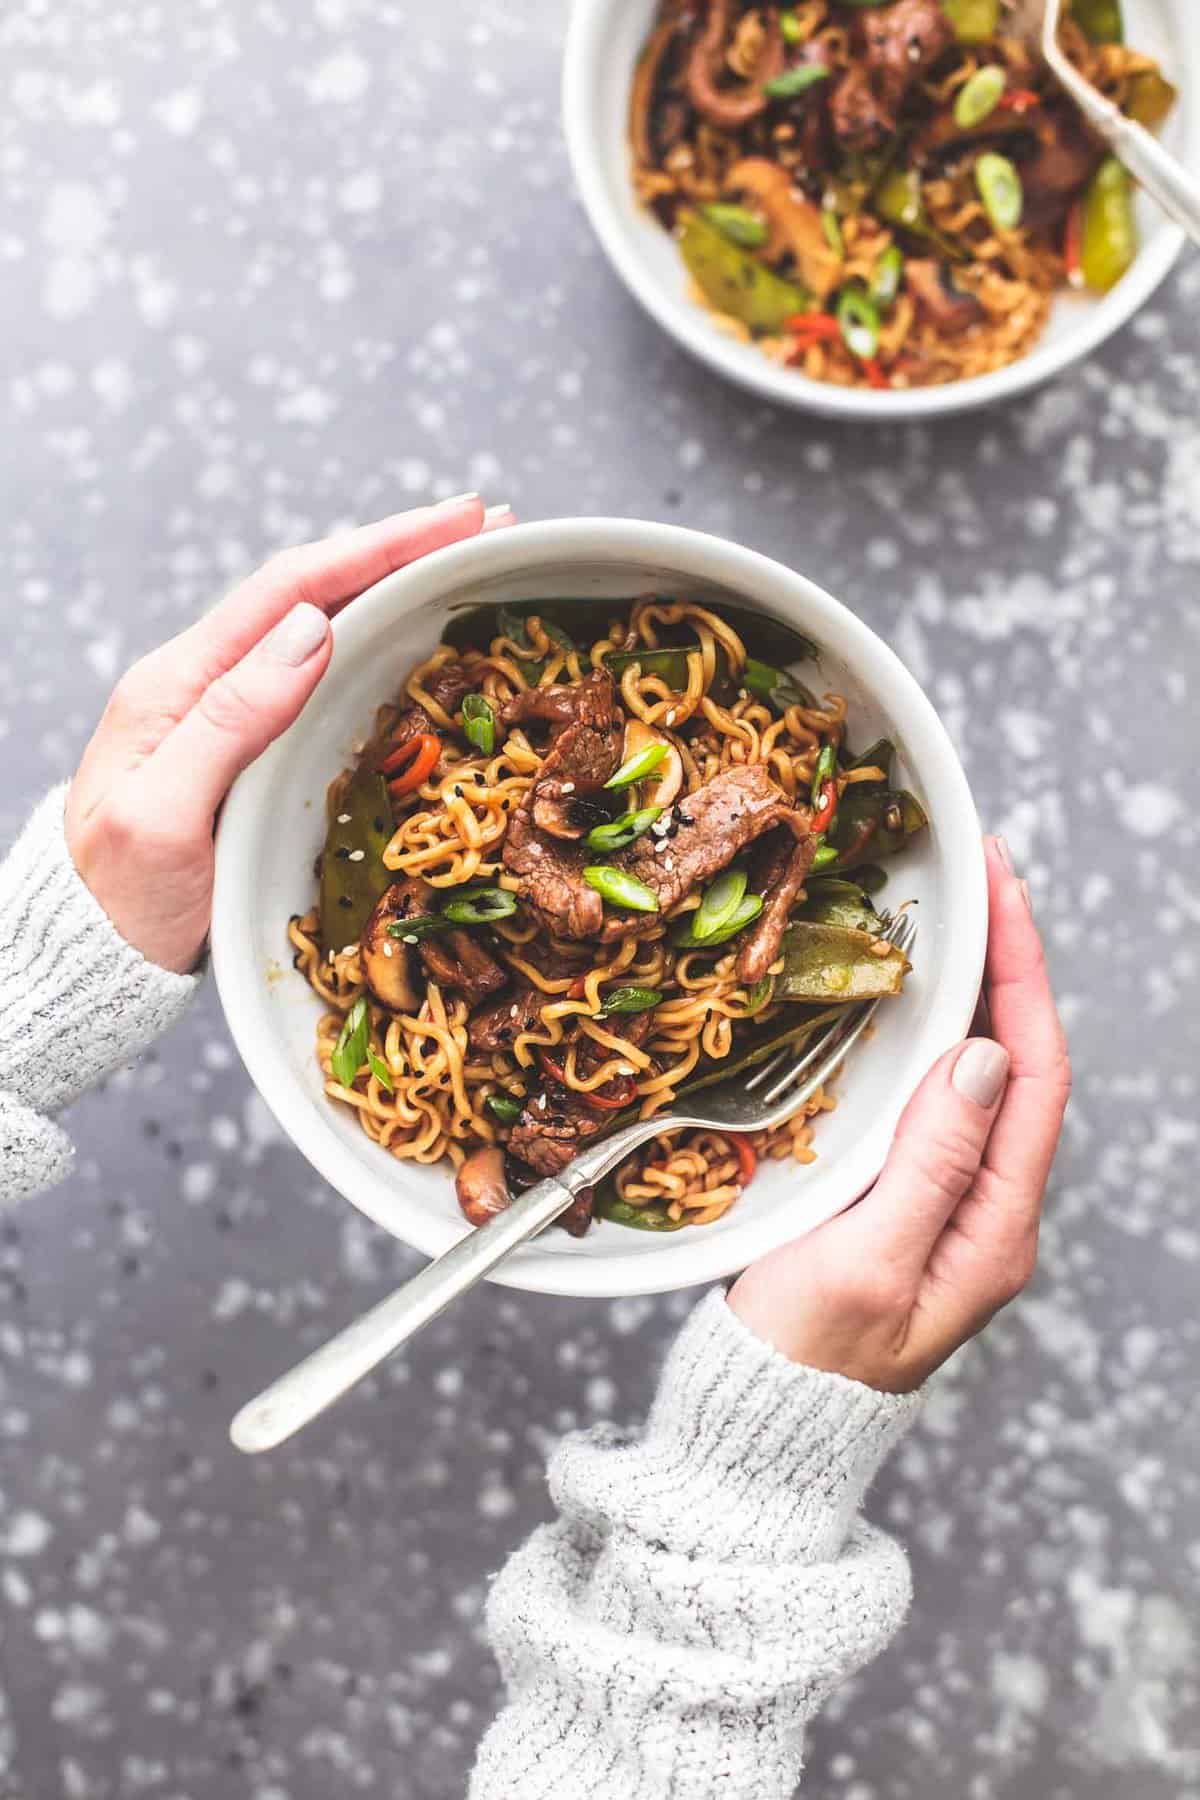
[{"x1": 229, "y1": 912, "x2": 916, "y2": 1453}]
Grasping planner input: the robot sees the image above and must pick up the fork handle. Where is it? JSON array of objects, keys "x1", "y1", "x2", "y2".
[{"x1": 229, "y1": 1119, "x2": 665, "y2": 1453}]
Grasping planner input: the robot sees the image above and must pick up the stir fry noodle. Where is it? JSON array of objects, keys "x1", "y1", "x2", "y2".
[{"x1": 291, "y1": 597, "x2": 924, "y2": 1235}]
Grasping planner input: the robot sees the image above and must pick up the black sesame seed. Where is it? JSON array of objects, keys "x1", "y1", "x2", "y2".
[
  {"x1": 335, "y1": 846, "x2": 351, "y2": 860},
  {"x1": 338, "y1": 895, "x2": 352, "y2": 909}
]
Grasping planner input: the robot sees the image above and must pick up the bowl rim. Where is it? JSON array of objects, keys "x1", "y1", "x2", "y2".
[
  {"x1": 561, "y1": 0, "x2": 1187, "y2": 421},
  {"x1": 212, "y1": 517, "x2": 988, "y2": 1296}
]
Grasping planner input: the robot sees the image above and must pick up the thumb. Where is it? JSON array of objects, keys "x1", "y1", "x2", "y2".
[
  {"x1": 142, "y1": 602, "x2": 332, "y2": 830},
  {"x1": 837, "y1": 1037, "x2": 1011, "y2": 1277}
]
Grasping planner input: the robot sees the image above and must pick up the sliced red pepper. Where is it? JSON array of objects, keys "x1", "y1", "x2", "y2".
[
  {"x1": 1064, "y1": 199, "x2": 1084, "y2": 286},
  {"x1": 381, "y1": 731, "x2": 441, "y2": 795},
  {"x1": 811, "y1": 778, "x2": 838, "y2": 835},
  {"x1": 784, "y1": 312, "x2": 840, "y2": 338},
  {"x1": 998, "y1": 88, "x2": 1041, "y2": 113},
  {"x1": 567, "y1": 976, "x2": 589, "y2": 999},
  {"x1": 728, "y1": 1134, "x2": 757, "y2": 1186},
  {"x1": 862, "y1": 357, "x2": 891, "y2": 390}
]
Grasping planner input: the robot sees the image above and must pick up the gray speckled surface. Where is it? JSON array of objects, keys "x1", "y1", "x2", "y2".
[{"x1": 2, "y1": 3, "x2": 1199, "y2": 1796}]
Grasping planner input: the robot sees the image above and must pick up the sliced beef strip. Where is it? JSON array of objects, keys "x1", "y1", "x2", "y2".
[
  {"x1": 599, "y1": 763, "x2": 807, "y2": 942},
  {"x1": 863, "y1": 0, "x2": 953, "y2": 118},
  {"x1": 830, "y1": 62, "x2": 891, "y2": 149},
  {"x1": 1018, "y1": 113, "x2": 1103, "y2": 228},
  {"x1": 736, "y1": 829, "x2": 819, "y2": 985},
  {"x1": 502, "y1": 672, "x2": 622, "y2": 931},
  {"x1": 385, "y1": 875, "x2": 505, "y2": 1006},
  {"x1": 831, "y1": 0, "x2": 952, "y2": 149},
  {"x1": 501, "y1": 669, "x2": 617, "y2": 736},
  {"x1": 469, "y1": 982, "x2": 546, "y2": 1053}
]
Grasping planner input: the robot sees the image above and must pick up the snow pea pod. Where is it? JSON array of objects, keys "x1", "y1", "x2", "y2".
[
  {"x1": 594, "y1": 1192, "x2": 687, "y2": 1232},
  {"x1": 318, "y1": 769, "x2": 395, "y2": 953},
  {"x1": 777, "y1": 922, "x2": 910, "y2": 1003},
  {"x1": 1080, "y1": 157, "x2": 1137, "y2": 293},
  {"x1": 743, "y1": 656, "x2": 817, "y2": 713},
  {"x1": 797, "y1": 879, "x2": 879, "y2": 933},
  {"x1": 1070, "y1": 0, "x2": 1122, "y2": 43},
  {"x1": 677, "y1": 209, "x2": 812, "y2": 335},
  {"x1": 825, "y1": 784, "x2": 927, "y2": 869},
  {"x1": 875, "y1": 168, "x2": 969, "y2": 261},
  {"x1": 939, "y1": 0, "x2": 1000, "y2": 43}
]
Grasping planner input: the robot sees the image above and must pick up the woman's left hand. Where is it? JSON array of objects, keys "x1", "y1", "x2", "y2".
[{"x1": 66, "y1": 495, "x2": 512, "y2": 973}]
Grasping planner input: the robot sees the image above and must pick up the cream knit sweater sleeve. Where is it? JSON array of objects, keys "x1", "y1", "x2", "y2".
[
  {"x1": 471, "y1": 1289, "x2": 920, "y2": 1799},
  {"x1": 0, "y1": 787, "x2": 196, "y2": 1203},
  {"x1": 2, "y1": 794, "x2": 920, "y2": 1800}
]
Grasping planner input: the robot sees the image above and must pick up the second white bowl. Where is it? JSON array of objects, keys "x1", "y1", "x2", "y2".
[{"x1": 562, "y1": 0, "x2": 1197, "y2": 420}]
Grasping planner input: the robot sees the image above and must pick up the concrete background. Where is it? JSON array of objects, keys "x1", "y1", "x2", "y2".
[{"x1": 1, "y1": 2, "x2": 1198, "y2": 1796}]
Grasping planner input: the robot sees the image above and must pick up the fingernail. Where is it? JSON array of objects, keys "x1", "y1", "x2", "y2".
[
  {"x1": 1019, "y1": 878, "x2": 1034, "y2": 915},
  {"x1": 994, "y1": 836, "x2": 1014, "y2": 873},
  {"x1": 483, "y1": 502, "x2": 513, "y2": 523},
  {"x1": 436, "y1": 491, "x2": 479, "y2": 509},
  {"x1": 952, "y1": 1039, "x2": 1010, "y2": 1109},
  {"x1": 261, "y1": 602, "x2": 329, "y2": 666}
]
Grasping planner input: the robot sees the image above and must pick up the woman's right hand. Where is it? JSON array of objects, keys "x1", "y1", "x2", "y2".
[{"x1": 729, "y1": 837, "x2": 1071, "y2": 1392}]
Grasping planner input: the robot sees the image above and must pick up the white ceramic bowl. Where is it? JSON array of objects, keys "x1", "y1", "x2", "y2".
[
  {"x1": 212, "y1": 519, "x2": 987, "y2": 1297},
  {"x1": 562, "y1": 0, "x2": 1197, "y2": 420}
]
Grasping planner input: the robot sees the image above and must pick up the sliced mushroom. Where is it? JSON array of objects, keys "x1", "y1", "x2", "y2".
[
  {"x1": 904, "y1": 259, "x2": 985, "y2": 336},
  {"x1": 685, "y1": 0, "x2": 784, "y2": 132},
  {"x1": 360, "y1": 884, "x2": 421, "y2": 1013},
  {"x1": 455, "y1": 1146, "x2": 511, "y2": 1227},
  {"x1": 726, "y1": 158, "x2": 841, "y2": 299},
  {"x1": 622, "y1": 718, "x2": 684, "y2": 809}
]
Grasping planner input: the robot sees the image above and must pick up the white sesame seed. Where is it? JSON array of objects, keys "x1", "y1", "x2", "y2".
[
  {"x1": 510, "y1": 1004, "x2": 519, "y2": 1019},
  {"x1": 663, "y1": 857, "x2": 675, "y2": 872},
  {"x1": 337, "y1": 813, "x2": 352, "y2": 824},
  {"x1": 348, "y1": 849, "x2": 365, "y2": 862},
  {"x1": 665, "y1": 710, "x2": 676, "y2": 726},
  {"x1": 402, "y1": 933, "x2": 418, "y2": 945},
  {"x1": 617, "y1": 1062, "x2": 635, "y2": 1076},
  {"x1": 383, "y1": 942, "x2": 393, "y2": 957},
  {"x1": 561, "y1": 781, "x2": 575, "y2": 794},
  {"x1": 537, "y1": 1094, "x2": 548, "y2": 1111}
]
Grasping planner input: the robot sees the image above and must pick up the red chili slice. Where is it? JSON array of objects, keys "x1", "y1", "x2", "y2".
[
  {"x1": 381, "y1": 731, "x2": 441, "y2": 795},
  {"x1": 811, "y1": 779, "x2": 838, "y2": 835},
  {"x1": 998, "y1": 88, "x2": 1041, "y2": 113},
  {"x1": 729, "y1": 1134, "x2": 758, "y2": 1185}
]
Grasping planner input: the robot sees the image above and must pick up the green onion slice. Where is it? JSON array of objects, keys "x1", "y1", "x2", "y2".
[
  {"x1": 780, "y1": 8, "x2": 804, "y2": 42},
  {"x1": 692, "y1": 868, "x2": 748, "y2": 942},
  {"x1": 821, "y1": 206, "x2": 845, "y2": 256},
  {"x1": 599, "y1": 986, "x2": 663, "y2": 1014},
  {"x1": 486, "y1": 1092, "x2": 523, "y2": 1124},
  {"x1": 583, "y1": 866, "x2": 660, "y2": 912},
  {"x1": 870, "y1": 244, "x2": 904, "y2": 310},
  {"x1": 701, "y1": 203, "x2": 769, "y2": 249},
  {"x1": 331, "y1": 995, "x2": 370, "y2": 1088},
  {"x1": 605, "y1": 742, "x2": 668, "y2": 790},
  {"x1": 461, "y1": 693, "x2": 496, "y2": 757},
  {"x1": 386, "y1": 913, "x2": 449, "y2": 943},
  {"x1": 763, "y1": 64, "x2": 830, "y2": 100},
  {"x1": 745, "y1": 975, "x2": 774, "y2": 1014},
  {"x1": 440, "y1": 887, "x2": 518, "y2": 925},
  {"x1": 975, "y1": 152, "x2": 1023, "y2": 231},
  {"x1": 811, "y1": 843, "x2": 840, "y2": 871},
  {"x1": 585, "y1": 805, "x2": 663, "y2": 853},
  {"x1": 836, "y1": 286, "x2": 881, "y2": 361},
  {"x1": 954, "y1": 64, "x2": 1006, "y2": 129},
  {"x1": 367, "y1": 1049, "x2": 394, "y2": 1092},
  {"x1": 673, "y1": 893, "x2": 764, "y2": 949}
]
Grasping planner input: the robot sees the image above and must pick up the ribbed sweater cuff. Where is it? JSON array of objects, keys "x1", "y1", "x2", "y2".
[
  {"x1": 552, "y1": 1290, "x2": 921, "y2": 1566},
  {"x1": 0, "y1": 786, "x2": 197, "y2": 1116}
]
